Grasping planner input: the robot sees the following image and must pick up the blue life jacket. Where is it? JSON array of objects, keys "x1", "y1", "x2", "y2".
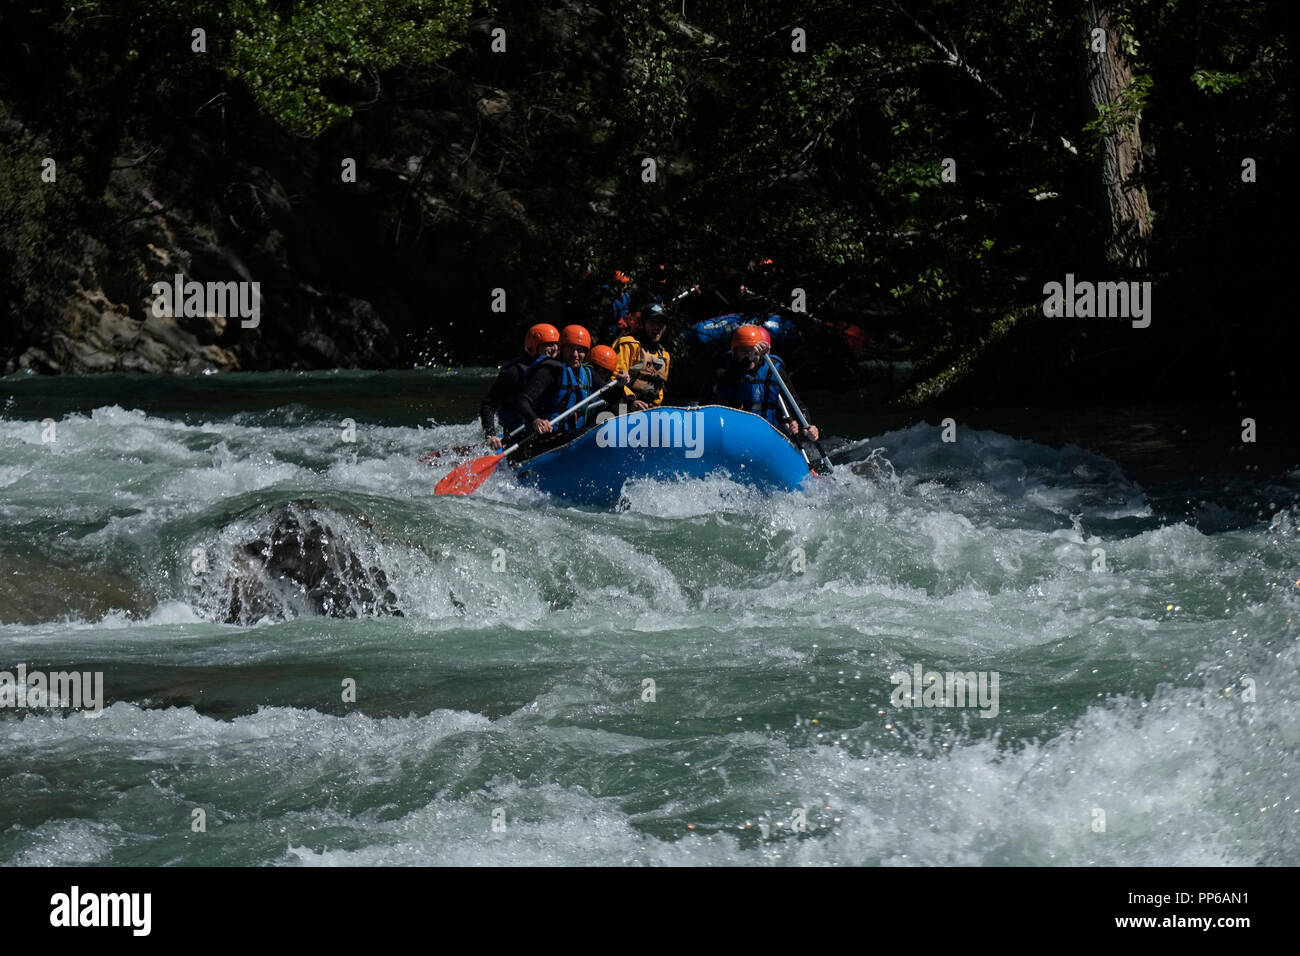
[
  {"x1": 611, "y1": 288, "x2": 632, "y2": 323},
  {"x1": 597, "y1": 285, "x2": 633, "y2": 340},
  {"x1": 717, "y1": 354, "x2": 788, "y2": 427},
  {"x1": 540, "y1": 364, "x2": 595, "y2": 432},
  {"x1": 497, "y1": 354, "x2": 549, "y2": 434}
]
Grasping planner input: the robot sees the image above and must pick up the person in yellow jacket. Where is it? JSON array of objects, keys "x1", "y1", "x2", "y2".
[{"x1": 611, "y1": 303, "x2": 671, "y2": 410}]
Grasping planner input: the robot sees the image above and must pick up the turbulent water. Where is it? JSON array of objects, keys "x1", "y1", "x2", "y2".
[{"x1": 1, "y1": 369, "x2": 1297, "y2": 866}]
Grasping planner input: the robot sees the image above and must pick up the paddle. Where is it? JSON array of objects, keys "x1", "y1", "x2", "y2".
[
  {"x1": 775, "y1": 393, "x2": 813, "y2": 469},
  {"x1": 826, "y1": 435, "x2": 876, "y2": 464},
  {"x1": 418, "y1": 422, "x2": 527, "y2": 465},
  {"x1": 418, "y1": 445, "x2": 474, "y2": 464},
  {"x1": 764, "y1": 355, "x2": 833, "y2": 474},
  {"x1": 434, "y1": 380, "x2": 622, "y2": 496}
]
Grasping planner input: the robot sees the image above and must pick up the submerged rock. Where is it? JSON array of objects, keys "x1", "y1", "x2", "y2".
[{"x1": 214, "y1": 505, "x2": 402, "y2": 624}]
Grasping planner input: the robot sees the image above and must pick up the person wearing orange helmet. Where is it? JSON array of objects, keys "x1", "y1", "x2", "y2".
[
  {"x1": 510, "y1": 325, "x2": 628, "y2": 437},
  {"x1": 611, "y1": 301, "x2": 671, "y2": 411},
  {"x1": 480, "y1": 323, "x2": 561, "y2": 448},
  {"x1": 596, "y1": 269, "x2": 635, "y2": 339},
  {"x1": 588, "y1": 344, "x2": 621, "y2": 382},
  {"x1": 713, "y1": 324, "x2": 820, "y2": 442},
  {"x1": 585, "y1": 344, "x2": 625, "y2": 417}
]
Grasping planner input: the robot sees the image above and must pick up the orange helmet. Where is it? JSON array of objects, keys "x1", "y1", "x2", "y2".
[
  {"x1": 731, "y1": 325, "x2": 766, "y2": 350},
  {"x1": 589, "y1": 345, "x2": 619, "y2": 374},
  {"x1": 560, "y1": 325, "x2": 592, "y2": 349},
  {"x1": 758, "y1": 326, "x2": 771, "y2": 345},
  {"x1": 524, "y1": 323, "x2": 560, "y2": 354}
]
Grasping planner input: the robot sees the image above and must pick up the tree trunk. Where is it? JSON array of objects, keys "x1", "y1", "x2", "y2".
[{"x1": 1083, "y1": 3, "x2": 1152, "y2": 269}]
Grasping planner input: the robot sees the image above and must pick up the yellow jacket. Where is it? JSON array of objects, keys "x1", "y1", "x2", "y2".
[{"x1": 611, "y1": 335, "x2": 671, "y2": 406}]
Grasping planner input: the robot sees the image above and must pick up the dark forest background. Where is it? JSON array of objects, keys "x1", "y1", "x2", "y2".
[{"x1": 0, "y1": 0, "x2": 1293, "y2": 404}]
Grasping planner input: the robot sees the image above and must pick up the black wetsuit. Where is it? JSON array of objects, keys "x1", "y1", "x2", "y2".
[
  {"x1": 509, "y1": 356, "x2": 567, "y2": 428},
  {"x1": 479, "y1": 351, "x2": 537, "y2": 440},
  {"x1": 508, "y1": 364, "x2": 619, "y2": 461}
]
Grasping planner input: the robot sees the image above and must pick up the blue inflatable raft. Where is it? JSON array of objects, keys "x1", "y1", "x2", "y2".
[
  {"x1": 511, "y1": 405, "x2": 813, "y2": 506},
  {"x1": 679, "y1": 313, "x2": 803, "y2": 352}
]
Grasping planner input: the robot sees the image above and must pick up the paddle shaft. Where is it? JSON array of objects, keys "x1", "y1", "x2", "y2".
[
  {"x1": 495, "y1": 382, "x2": 618, "y2": 446},
  {"x1": 775, "y1": 393, "x2": 813, "y2": 468},
  {"x1": 434, "y1": 378, "x2": 624, "y2": 495},
  {"x1": 764, "y1": 355, "x2": 832, "y2": 473},
  {"x1": 423, "y1": 422, "x2": 524, "y2": 463},
  {"x1": 827, "y1": 435, "x2": 875, "y2": 463},
  {"x1": 496, "y1": 377, "x2": 622, "y2": 458}
]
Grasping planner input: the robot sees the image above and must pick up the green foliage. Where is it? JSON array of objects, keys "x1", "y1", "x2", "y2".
[
  {"x1": 227, "y1": 0, "x2": 473, "y2": 136},
  {"x1": 1190, "y1": 68, "x2": 1245, "y2": 94},
  {"x1": 900, "y1": 304, "x2": 1036, "y2": 405},
  {"x1": 2, "y1": 0, "x2": 1293, "y2": 385},
  {"x1": 65, "y1": 0, "x2": 474, "y2": 136},
  {"x1": 0, "y1": 104, "x2": 84, "y2": 328},
  {"x1": 1085, "y1": 71, "x2": 1154, "y2": 138}
]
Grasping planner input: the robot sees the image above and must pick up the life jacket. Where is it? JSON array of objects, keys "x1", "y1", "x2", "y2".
[
  {"x1": 717, "y1": 354, "x2": 788, "y2": 427},
  {"x1": 612, "y1": 335, "x2": 671, "y2": 406},
  {"x1": 609, "y1": 288, "x2": 632, "y2": 323},
  {"x1": 596, "y1": 284, "x2": 633, "y2": 340},
  {"x1": 539, "y1": 363, "x2": 595, "y2": 432},
  {"x1": 496, "y1": 353, "x2": 548, "y2": 434}
]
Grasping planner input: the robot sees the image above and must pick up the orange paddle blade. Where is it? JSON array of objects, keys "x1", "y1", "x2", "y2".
[{"x1": 434, "y1": 453, "x2": 506, "y2": 495}]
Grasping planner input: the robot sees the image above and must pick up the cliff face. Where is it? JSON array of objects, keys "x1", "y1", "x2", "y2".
[
  {"x1": 6, "y1": 159, "x2": 411, "y2": 375},
  {"x1": 2, "y1": 6, "x2": 617, "y2": 375},
  {"x1": 13, "y1": 136, "x2": 413, "y2": 375},
  {"x1": 3, "y1": 72, "x2": 499, "y2": 375}
]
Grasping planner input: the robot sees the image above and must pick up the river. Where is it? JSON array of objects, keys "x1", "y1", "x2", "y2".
[{"x1": 1, "y1": 369, "x2": 1296, "y2": 865}]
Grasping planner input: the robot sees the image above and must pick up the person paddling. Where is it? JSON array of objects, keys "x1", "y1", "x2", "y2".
[
  {"x1": 480, "y1": 323, "x2": 560, "y2": 449},
  {"x1": 713, "y1": 324, "x2": 820, "y2": 442},
  {"x1": 611, "y1": 302, "x2": 672, "y2": 411},
  {"x1": 586, "y1": 345, "x2": 625, "y2": 417},
  {"x1": 511, "y1": 325, "x2": 628, "y2": 442}
]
